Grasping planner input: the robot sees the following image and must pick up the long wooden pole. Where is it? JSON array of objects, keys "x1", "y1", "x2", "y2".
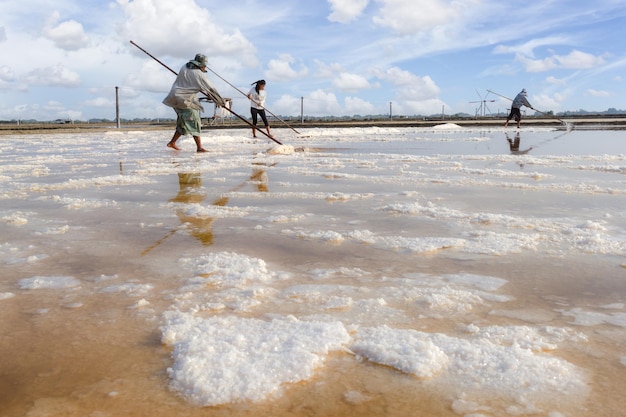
[
  {"x1": 130, "y1": 40, "x2": 282, "y2": 145},
  {"x1": 204, "y1": 66, "x2": 301, "y2": 135},
  {"x1": 487, "y1": 89, "x2": 569, "y2": 126}
]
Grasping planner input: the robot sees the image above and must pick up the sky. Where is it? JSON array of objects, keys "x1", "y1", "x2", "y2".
[{"x1": 1, "y1": 0, "x2": 625, "y2": 121}]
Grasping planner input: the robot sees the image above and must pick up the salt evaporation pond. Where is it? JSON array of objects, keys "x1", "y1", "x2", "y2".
[{"x1": 1, "y1": 125, "x2": 625, "y2": 417}]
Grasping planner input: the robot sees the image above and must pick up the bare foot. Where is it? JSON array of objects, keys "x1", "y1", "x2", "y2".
[
  {"x1": 197, "y1": 148, "x2": 208, "y2": 153},
  {"x1": 167, "y1": 142, "x2": 181, "y2": 150}
]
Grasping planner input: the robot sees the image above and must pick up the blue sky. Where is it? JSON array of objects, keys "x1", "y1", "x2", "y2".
[{"x1": 1, "y1": 0, "x2": 625, "y2": 121}]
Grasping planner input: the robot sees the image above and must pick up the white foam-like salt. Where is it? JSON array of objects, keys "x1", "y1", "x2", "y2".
[
  {"x1": 161, "y1": 313, "x2": 350, "y2": 406},
  {"x1": 2, "y1": 212, "x2": 29, "y2": 225},
  {"x1": 350, "y1": 325, "x2": 588, "y2": 412},
  {"x1": 18, "y1": 276, "x2": 81, "y2": 290},
  {"x1": 266, "y1": 144, "x2": 296, "y2": 155},
  {"x1": 0, "y1": 292, "x2": 16, "y2": 300},
  {"x1": 32, "y1": 225, "x2": 71, "y2": 235},
  {"x1": 130, "y1": 298, "x2": 151, "y2": 309},
  {"x1": 376, "y1": 235, "x2": 465, "y2": 254},
  {"x1": 100, "y1": 283, "x2": 153, "y2": 297},
  {"x1": 180, "y1": 251, "x2": 282, "y2": 288},
  {"x1": 465, "y1": 324, "x2": 588, "y2": 351},
  {"x1": 47, "y1": 195, "x2": 119, "y2": 210},
  {"x1": 29, "y1": 175, "x2": 155, "y2": 192},
  {"x1": 168, "y1": 202, "x2": 251, "y2": 219},
  {"x1": 6, "y1": 253, "x2": 49, "y2": 265},
  {"x1": 351, "y1": 326, "x2": 449, "y2": 378},
  {"x1": 308, "y1": 267, "x2": 369, "y2": 281},
  {"x1": 560, "y1": 308, "x2": 626, "y2": 327},
  {"x1": 282, "y1": 228, "x2": 345, "y2": 244}
]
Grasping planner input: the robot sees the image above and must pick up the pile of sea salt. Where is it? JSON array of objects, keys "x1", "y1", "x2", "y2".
[{"x1": 160, "y1": 251, "x2": 590, "y2": 413}]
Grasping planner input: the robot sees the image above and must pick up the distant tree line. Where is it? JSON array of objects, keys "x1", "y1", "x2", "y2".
[{"x1": 1, "y1": 107, "x2": 625, "y2": 124}]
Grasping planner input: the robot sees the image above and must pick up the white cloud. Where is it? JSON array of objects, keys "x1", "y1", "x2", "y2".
[
  {"x1": 23, "y1": 64, "x2": 81, "y2": 87},
  {"x1": 332, "y1": 72, "x2": 371, "y2": 92},
  {"x1": 399, "y1": 98, "x2": 446, "y2": 115},
  {"x1": 0, "y1": 65, "x2": 15, "y2": 82},
  {"x1": 372, "y1": 67, "x2": 444, "y2": 115},
  {"x1": 273, "y1": 94, "x2": 302, "y2": 117},
  {"x1": 124, "y1": 61, "x2": 172, "y2": 93},
  {"x1": 43, "y1": 100, "x2": 66, "y2": 112},
  {"x1": 315, "y1": 60, "x2": 345, "y2": 78},
  {"x1": 344, "y1": 96, "x2": 376, "y2": 114},
  {"x1": 516, "y1": 50, "x2": 606, "y2": 72},
  {"x1": 265, "y1": 54, "x2": 309, "y2": 81},
  {"x1": 306, "y1": 90, "x2": 343, "y2": 115},
  {"x1": 546, "y1": 76, "x2": 567, "y2": 85},
  {"x1": 43, "y1": 11, "x2": 88, "y2": 50},
  {"x1": 83, "y1": 97, "x2": 114, "y2": 107},
  {"x1": 493, "y1": 36, "x2": 570, "y2": 58},
  {"x1": 372, "y1": 0, "x2": 469, "y2": 35},
  {"x1": 586, "y1": 89, "x2": 612, "y2": 97},
  {"x1": 532, "y1": 93, "x2": 565, "y2": 112},
  {"x1": 327, "y1": 0, "x2": 369, "y2": 23},
  {"x1": 0, "y1": 26, "x2": 6, "y2": 42},
  {"x1": 118, "y1": 0, "x2": 257, "y2": 65},
  {"x1": 375, "y1": 67, "x2": 440, "y2": 100}
]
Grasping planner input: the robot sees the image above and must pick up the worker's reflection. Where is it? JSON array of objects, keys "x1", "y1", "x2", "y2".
[
  {"x1": 170, "y1": 172, "x2": 214, "y2": 246},
  {"x1": 506, "y1": 131, "x2": 533, "y2": 155},
  {"x1": 249, "y1": 168, "x2": 269, "y2": 192},
  {"x1": 144, "y1": 167, "x2": 270, "y2": 253}
]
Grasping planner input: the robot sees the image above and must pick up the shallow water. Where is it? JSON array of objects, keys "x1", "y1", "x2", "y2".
[{"x1": 1, "y1": 126, "x2": 625, "y2": 417}]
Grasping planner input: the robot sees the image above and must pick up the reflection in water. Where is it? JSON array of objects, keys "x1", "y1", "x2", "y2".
[
  {"x1": 171, "y1": 173, "x2": 214, "y2": 246},
  {"x1": 505, "y1": 132, "x2": 533, "y2": 155},
  {"x1": 142, "y1": 168, "x2": 270, "y2": 255}
]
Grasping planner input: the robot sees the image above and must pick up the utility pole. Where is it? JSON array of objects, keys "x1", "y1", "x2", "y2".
[
  {"x1": 115, "y1": 86, "x2": 121, "y2": 128},
  {"x1": 300, "y1": 96, "x2": 304, "y2": 124},
  {"x1": 389, "y1": 101, "x2": 392, "y2": 120}
]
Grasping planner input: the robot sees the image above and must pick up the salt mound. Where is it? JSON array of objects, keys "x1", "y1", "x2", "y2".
[
  {"x1": 432, "y1": 123, "x2": 462, "y2": 130},
  {"x1": 161, "y1": 313, "x2": 350, "y2": 406},
  {"x1": 266, "y1": 144, "x2": 295, "y2": 155}
]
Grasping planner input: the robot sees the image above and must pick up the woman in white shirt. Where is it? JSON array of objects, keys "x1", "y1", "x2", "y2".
[{"x1": 247, "y1": 80, "x2": 273, "y2": 138}]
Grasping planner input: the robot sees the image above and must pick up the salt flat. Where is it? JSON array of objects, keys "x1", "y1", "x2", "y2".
[{"x1": 1, "y1": 126, "x2": 625, "y2": 417}]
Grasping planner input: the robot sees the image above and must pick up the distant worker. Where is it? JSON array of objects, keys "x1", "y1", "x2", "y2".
[
  {"x1": 163, "y1": 53, "x2": 226, "y2": 152},
  {"x1": 247, "y1": 80, "x2": 273, "y2": 139},
  {"x1": 505, "y1": 88, "x2": 534, "y2": 129}
]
